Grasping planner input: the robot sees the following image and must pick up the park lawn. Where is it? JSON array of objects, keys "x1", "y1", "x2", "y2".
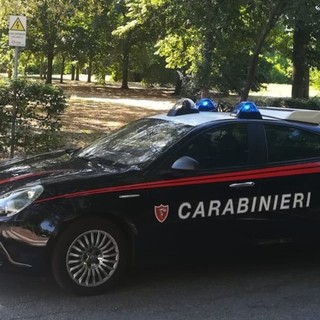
[
  {"x1": 59, "y1": 81, "x2": 320, "y2": 149},
  {"x1": 59, "y1": 82, "x2": 174, "y2": 148}
]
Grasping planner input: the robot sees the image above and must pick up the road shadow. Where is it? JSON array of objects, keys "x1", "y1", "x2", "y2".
[{"x1": 1, "y1": 244, "x2": 320, "y2": 299}]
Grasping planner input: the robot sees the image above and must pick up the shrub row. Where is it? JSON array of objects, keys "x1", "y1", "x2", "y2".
[
  {"x1": 253, "y1": 97, "x2": 320, "y2": 110},
  {"x1": 0, "y1": 79, "x2": 67, "y2": 158}
]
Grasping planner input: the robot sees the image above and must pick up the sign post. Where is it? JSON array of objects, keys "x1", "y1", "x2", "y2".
[
  {"x1": 9, "y1": 15, "x2": 27, "y2": 79},
  {"x1": 8, "y1": 15, "x2": 27, "y2": 157}
]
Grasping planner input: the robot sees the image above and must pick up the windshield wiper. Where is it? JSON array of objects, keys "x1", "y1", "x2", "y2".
[
  {"x1": 77, "y1": 154, "x2": 118, "y2": 167},
  {"x1": 66, "y1": 147, "x2": 81, "y2": 155}
]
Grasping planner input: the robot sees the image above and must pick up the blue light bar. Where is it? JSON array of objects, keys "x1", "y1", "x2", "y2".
[
  {"x1": 232, "y1": 101, "x2": 262, "y2": 119},
  {"x1": 196, "y1": 98, "x2": 217, "y2": 112}
]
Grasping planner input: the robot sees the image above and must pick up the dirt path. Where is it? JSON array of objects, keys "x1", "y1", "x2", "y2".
[
  {"x1": 60, "y1": 83, "x2": 177, "y2": 148},
  {"x1": 69, "y1": 95, "x2": 175, "y2": 110}
]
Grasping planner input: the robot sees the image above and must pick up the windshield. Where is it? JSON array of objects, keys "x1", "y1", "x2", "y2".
[{"x1": 76, "y1": 118, "x2": 192, "y2": 168}]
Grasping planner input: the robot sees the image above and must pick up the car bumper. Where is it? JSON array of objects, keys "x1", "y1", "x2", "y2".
[{"x1": 0, "y1": 225, "x2": 50, "y2": 270}]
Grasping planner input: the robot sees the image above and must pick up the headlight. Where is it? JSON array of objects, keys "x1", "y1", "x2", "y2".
[{"x1": 0, "y1": 185, "x2": 44, "y2": 217}]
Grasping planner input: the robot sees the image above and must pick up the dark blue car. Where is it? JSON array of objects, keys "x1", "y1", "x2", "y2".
[{"x1": 0, "y1": 100, "x2": 320, "y2": 295}]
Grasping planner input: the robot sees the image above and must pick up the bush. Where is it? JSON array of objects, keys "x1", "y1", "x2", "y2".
[
  {"x1": 0, "y1": 79, "x2": 67, "y2": 158},
  {"x1": 253, "y1": 97, "x2": 320, "y2": 110},
  {"x1": 310, "y1": 69, "x2": 320, "y2": 90}
]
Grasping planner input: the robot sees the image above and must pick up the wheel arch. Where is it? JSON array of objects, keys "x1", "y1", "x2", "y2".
[{"x1": 46, "y1": 211, "x2": 137, "y2": 266}]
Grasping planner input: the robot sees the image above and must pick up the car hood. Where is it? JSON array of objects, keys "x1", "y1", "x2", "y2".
[{"x1": 0, "y1": 149, "x2": 129, "y2": 191}]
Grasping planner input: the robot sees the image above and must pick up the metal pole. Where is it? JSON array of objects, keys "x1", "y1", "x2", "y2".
[
  {"x1": 14, "y1": 46, "x2": 19, "y2": 79},
  {"x1": 10, "y1": 46, "x2": 19, "y2": 158}
]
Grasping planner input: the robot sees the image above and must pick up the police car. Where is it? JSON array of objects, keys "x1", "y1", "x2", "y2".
[{"x1": 0, "y1": 98, "x2": 320, "y2": 295}]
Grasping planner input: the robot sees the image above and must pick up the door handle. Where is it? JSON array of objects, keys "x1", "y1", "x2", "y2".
[{"x1": 229, "y1": 182, "x2": 255, "y2": 188}]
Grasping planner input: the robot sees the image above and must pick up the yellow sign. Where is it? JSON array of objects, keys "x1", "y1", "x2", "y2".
[
  {"x1": 10, "y1": 17, "x2": 25, "y2": 31},
  {"x1": 9, "y1": 16, "x2": 27, "y2": 46}
]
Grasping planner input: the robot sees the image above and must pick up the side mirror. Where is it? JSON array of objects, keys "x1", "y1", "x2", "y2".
[{"x1": 171, "y1": 156, "x2": 199, "y2": 171}]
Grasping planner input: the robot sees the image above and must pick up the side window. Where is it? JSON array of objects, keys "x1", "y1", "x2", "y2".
[
  {"x1": 265, "y1": 124, "x2": 320, "y2": 162},
  {"x1": 181, "y1": 124, "x2": 249, "y2": 169}
]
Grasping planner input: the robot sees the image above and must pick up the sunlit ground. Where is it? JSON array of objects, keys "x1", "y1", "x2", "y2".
[
  {"x1": 60, "y1": 82, "x2": 320, "y2": 148},
  {"x1": 250, "y1": 83, "x2": 320, "y2": 98},
  {"x1": 1, "y1": 74, "x2": 319, "y2": 150}
]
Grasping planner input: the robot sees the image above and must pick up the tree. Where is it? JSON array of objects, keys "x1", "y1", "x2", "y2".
[
  {"x1": 1, "y1": 0, "x2": 319, "y2": 100},
  {"x1": 240, "y1": 0, "x2": 286, "y2": 101},
  {"x1": 288, "y1": 1, "x2": 320, "y2": 98},
  {"x1": 112, "y1": 0, "x2": 165, "y2": 89},
  {"x1": 144, "y1": 0, "x2": 285, "y2": 98},
  {"x1": 26, "y1": 0, "x2": 78, "y2": 84},
  {"x1": 60, "y1": 0, "x2": 117, "y2": 84},
  {"x1": 0, "y1": 0, "x2": 28, "y2": 77}
]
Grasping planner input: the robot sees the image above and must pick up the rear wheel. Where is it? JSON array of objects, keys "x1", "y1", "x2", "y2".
[{"x1": 51, "y1": 218, "x2": 128, "y2": 295}]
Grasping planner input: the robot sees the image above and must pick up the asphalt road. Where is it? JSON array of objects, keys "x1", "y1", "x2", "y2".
[{"x1": 1, "y1": 248, "x2": 320, "y2": 320}]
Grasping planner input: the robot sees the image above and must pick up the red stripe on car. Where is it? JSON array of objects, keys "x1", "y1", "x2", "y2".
[
  {"x1": 35, "y1": 162, "x2": 320, "y2": 203},
  {"x1": 0, "y1": 172, "x2": 49, "y2": 185}
]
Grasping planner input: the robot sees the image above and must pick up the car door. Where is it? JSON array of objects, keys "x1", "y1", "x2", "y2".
[
  {"x1": 141, "y1": 121, "x2": 266, "y2": 255},
  {"x1": 255, "y1": 122, "x2": 320, "y2": 244}
]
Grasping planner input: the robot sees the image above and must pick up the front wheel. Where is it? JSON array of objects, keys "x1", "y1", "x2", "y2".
[{"x1": 51, "y1": 218, "x2": 128, "y2": 295}]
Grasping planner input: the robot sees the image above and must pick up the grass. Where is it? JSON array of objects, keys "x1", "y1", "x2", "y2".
[{"x1": 250, "y1": 83, "x2": 320, "y2": 98}]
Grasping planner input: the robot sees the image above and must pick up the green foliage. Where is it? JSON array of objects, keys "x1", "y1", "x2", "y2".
[
  {"x1": 1, "y1": 0, "x2": 319, "y2": 98},
  {"x1": 310, "y1": 69, "x2": 320, "y2": 90},
  {"x1": 153, "y1": 0, "x2": 288, "y2": 95},
  {"x1": 265, "y1": 53, "x2": 291, "y2": 84},
  {"x1": 0, "y1": 79, "x2": 67, "y2": 157},
  {"x1": 129, "y1": 44, "x2": 176, "y2": 86}
]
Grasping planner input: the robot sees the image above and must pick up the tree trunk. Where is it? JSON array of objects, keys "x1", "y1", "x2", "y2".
[
  {"x1": 240, "y1": 0, "x2": 284, "y2": 101},
  {"x1": 7, "y1": 67, "x2": 12, "y2": 79},
  {"x1": 60, "y1": 55, "x2": 65, "y2": 83},
  {"x1": 199, "y1": 34, "x2": 213, "y2": 98},
  {"x1": 121, "y1": 53, "x2": 130, "y2": 89},
  {"x1": 71, "y1": 65, "x2": 75, "y2": 80},
  {"x1": 87, "y1": 59, "x2": 92, "y2": 83},
  {"x1": 76, "y1": 64, "x2": 80, "y2": 81},
  {"x1": 46, "y1": 50, "x2": 54, "y2": 84},
  {"x1": 174, "y1": 71, "x2": 183, "y2": 95},
  {"x1": 292, "y1": 22, "x2": 310, "y2": 99},
  {"x1": 39, "y1": 56, "x2": 45, "y2": 80},
  {"x1": 121, "y1": 36, "x2": 131, "y2": 90}
]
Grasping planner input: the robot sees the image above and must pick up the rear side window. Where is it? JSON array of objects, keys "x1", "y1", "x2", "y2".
[{"x1": 265, "y1": 124, "x2": 320, "y2": 162}]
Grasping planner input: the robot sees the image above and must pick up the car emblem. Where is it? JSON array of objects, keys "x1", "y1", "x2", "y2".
[{"x1": 154, "y1": 204, "x2": 169, "y2": 223}]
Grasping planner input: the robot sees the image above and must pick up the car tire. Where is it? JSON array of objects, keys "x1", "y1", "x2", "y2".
[{"x1": 51, "y1": 217, "x2": 128, "y2": 295}]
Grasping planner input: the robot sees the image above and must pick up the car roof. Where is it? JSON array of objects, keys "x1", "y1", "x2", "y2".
[
  {"x1": 151, "y1": 106, "x2": 320, "y2": 127},
  {"x1": 259, "y1": 107, "x2": 320, "y2": 124},
  {"x1": 151, "y1": 112, "x2": 232, "y2": 126}
]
